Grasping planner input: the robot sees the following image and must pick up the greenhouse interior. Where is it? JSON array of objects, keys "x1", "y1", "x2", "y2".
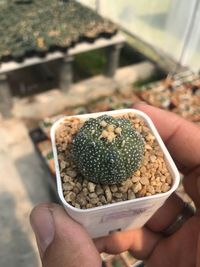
[{"x1": 0, "y1": 1, "x2": 200, "y2": 267}]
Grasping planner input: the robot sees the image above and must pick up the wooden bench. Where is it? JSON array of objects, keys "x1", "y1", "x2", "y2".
[{"x1": 0, "y1": 33, "x2": 125, "y2": 117}]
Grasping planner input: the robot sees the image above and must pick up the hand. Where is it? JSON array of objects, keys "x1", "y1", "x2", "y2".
[
  {"x1": 30, "y1": 104, "x2": 200, "y2": 267},
  {"x1": 30, "y1": 203, "x2": 102, "y2": 267},
  {"x1": 95, "y1": 104, "x2": 200, "y2": 267}
]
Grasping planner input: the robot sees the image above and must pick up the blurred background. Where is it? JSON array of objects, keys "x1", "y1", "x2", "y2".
[
  {"x1": 0, "y1": 1, "x2": 199, "y2": 266},
  {"x1": 79, "y1": 0, "x2": 200, "y2": 71}
]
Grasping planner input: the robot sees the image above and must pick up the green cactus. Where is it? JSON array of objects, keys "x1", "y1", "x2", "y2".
[{"x1": 72, "y1": 115, "x2": 145, "y2": 185}]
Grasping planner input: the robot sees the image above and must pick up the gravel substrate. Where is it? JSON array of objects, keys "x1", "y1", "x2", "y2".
[
  {"x1": 55, "y1": 112, "x2": 173, "y2": 209},
  {"x1": 138, "y1": 74, "x2": 200, "y2": 122}
]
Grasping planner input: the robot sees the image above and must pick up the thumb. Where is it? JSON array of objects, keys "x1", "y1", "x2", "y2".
[{"x1": 30, "y1": 203, "x2": 101, "y2": 267}]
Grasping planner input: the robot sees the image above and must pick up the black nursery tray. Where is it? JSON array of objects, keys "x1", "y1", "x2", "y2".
[
  {"x1": 29, "y1": 127, "x2": 56, "y2": 177},
  {"x1": 0, "y1": 0, "x2": 118, "y2": 62}
]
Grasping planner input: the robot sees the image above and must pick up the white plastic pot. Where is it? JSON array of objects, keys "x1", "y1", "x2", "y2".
[{"x1": 51, "y1": 109, "x2": 180, "y2": 238}]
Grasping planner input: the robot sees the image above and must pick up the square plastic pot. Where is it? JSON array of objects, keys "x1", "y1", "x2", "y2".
[{"x1": 51, "y1": 109, "x2": 180, "y2": 238}]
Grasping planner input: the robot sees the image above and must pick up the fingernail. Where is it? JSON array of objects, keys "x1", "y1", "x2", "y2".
[{"x1": 30, "y1": 206, "x2": 55, "y2": 256}]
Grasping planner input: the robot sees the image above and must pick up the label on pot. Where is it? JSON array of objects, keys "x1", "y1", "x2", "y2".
[{"x1": 101, "y1": 204, "x2": 154, "y2": 223}]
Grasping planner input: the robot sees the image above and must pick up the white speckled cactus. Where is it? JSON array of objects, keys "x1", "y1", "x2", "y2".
[{"x1": 72, "y1": 115, "x2": 145, "y2": 185}]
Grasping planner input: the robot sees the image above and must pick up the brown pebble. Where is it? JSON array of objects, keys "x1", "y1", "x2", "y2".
[
  {"x1": 140, "y1": 166, "x2": 147, "y2": 174},
  {"x1": 160, "y1": 175, "x2": 166, "y2": 182},
  {"x1": 147, "y1": 134, "x2": 155, "y2": 141},
  {"x1": 101, "y1": 130, "x2": 109, "y2": 138},
  {"x1": 138, "y1": 186, "x2": 147, "y2": 197},
  {"x1": 140, "y1": 176, "x2": 149, "y2": 185},
  {"x1": 161, "y1": 167, "x2": 168, "y2": 175},
  {"x1": 89, "y1": 193, "x2": 98, "y2": 198},
  {"x1": 122, "y1": 179, "x2": 133, "y2": 189},
  {"x1": 76, "y1": 182, "x2": 82, "y2": 190},
  {"x1": 96, "y1": 185, "x2": 104, "y2": 195},
  {"x1": 145, "y1": 144, "x2": 152, "y2": 150},
  {"x1": 82, "y1": 180, "x2": 88, "y2": 187},
  {"x1": 82, "y1": 187, "x2": 88, "y2": 196},
  {"x1": 134, "y1": 123, "x2": 139, "y2": 129},
  {"x1": 142, "y1": 126, "x2": 149, "y2": 132},
  {"x1": 113, "y1": 192, "x2": 123, "y2": 198},
  {"x1": 60, "y1": 172, "x2": 65, "y2": 178},
  {"x1": 134, "y1": 170, "x2": 141, "y2": 177},
  {"x1": 115, "y1": 127, "x2": 122, "y2": 135},
  {"x1": 150, "y1": 155, "x2": 156, "y2": 163},
  {"x1": 105, "y1": 186, "x2": 112, "y2": 202},
  {"x1": 122, "y1": 192, "x2": 128, "y2": 200},
  {"x1": 161, "y1": 183, "x2": 170, "y2": 193},
  {"x1": 88, "y1": 182, "x2": 96, "y2": 192},
  {"x1": 60, "y1": 161, "x2": 67, "y2": 170},
  {"x1": 143, "y1": 159, "x2": 149, "y2": 166},
  {"x1": 153, "y1": 163, "x2": 159, "y2": 169},
  {"x1": 107, "y1": 124, "x2": 115, "y2": 132},
  {"x1": 100, "y1": 120, "x2": 107, "y2": 127},
  {"x1": 128, "y1": 190, "x2": 136, "y2": 200},
  {"x1": 166, "y1": 175, "x2": 172, "y2": 185},
  {"x1": 76, "y1": 193, "x2": 87, "y2": 206},
  {"x1": 147, "y1": 185, "x2": 155, "y2": 195},
  {"x1": 132, "y1": 182, "x2": 142, "y2": 193},
  {"x1": 73, "y1": 186, "x2": 80, "y2": 194},
  {"x1": 86, "y1": 203, "x2": 93, "y2": 209},
  {"x1": 155, "y1": 186, "x2": 161, "y2": 193},
  {"x1": 156, "y1": 151, "x2": 164, "y2": 157},
  {"x1": 132, "y1": 176, "x2": 140, "y2": 183},
  {"x1": 63, "y1": 175, "x2": 72, "y2": 183},
  {"x1": 66, "y1": 169, "x2": 77, "y2": 178},
  {"x1": 118, "y1": 186, "x2": 128, "y2": 193},
  {"x1": 90, "y1": 198, "x2": 99, "y2": 205},
  {"x1": 110, "y1": 184, "x2": 118, "y2": 193},
  {"x1": 64, "y1": 191, "x2": 76, "y2": 202},
  {"x1": 63, "y1": 182, "x2": 74, "y2": 191},
  {"x1": 99, "y1": 195, "x2": 107, "y2": 204}
]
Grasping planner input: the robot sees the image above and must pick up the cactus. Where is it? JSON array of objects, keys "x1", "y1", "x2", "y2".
[{"x1": 72, "y1": 115, "x2": 145, "y2": 185}]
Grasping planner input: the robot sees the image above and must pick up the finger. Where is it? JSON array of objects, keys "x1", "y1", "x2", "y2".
[
  {"x1": 133, "y1": 104, "x2": 200, "y2": 229},
  {"x1": 183, "y1": 165, "x2": 200, "y2": 207},
  {"x1": 30, "y1": 203, "x2": 101, "y2": 267},
  {"x1": 94, "y1": 227, "x2": 162, "y2": 260},
  {"x1": 134, "y1": 103, "x2": 200, "y2": 173},
  {"x1": 146, "y1": 216, "x2": 200, "y2": 267},
  {"x1": 146, "y1": 193, "x2": 185, "y2": 232}
]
